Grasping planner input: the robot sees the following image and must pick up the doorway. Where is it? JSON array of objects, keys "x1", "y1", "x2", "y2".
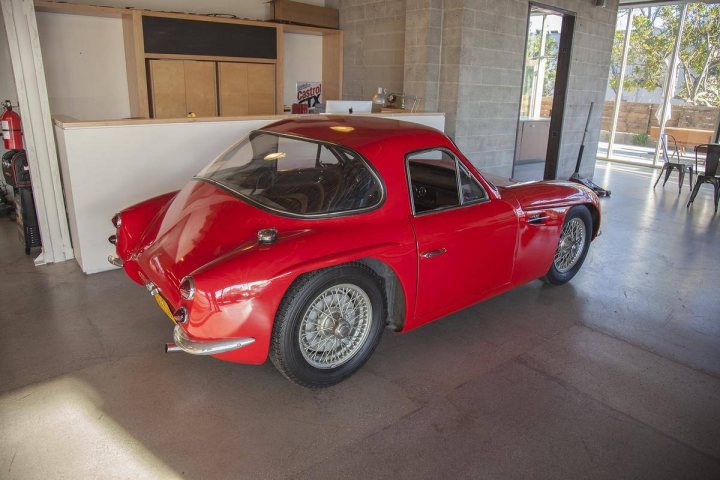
[{"x1": 513, "y1": 5, "x2": 575, "y2": 181}]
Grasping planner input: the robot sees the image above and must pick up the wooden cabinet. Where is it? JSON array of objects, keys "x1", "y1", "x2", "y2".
[
  {"x1": 35, "y1": 4, "x2": 344, "y2": 119},
  {"x1": 148, "y1": 59, "x2": 217, "y2": 118},
  {"x1": 218, "y1": 62, "x2": 275, "y2": 116},
  {"x1": 149, "y1": 59, "x2": 275, "y2": 118}
]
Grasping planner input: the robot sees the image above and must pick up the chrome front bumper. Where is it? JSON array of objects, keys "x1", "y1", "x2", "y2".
[{"x1": 165, "y1": 325, "x2": 255, "y2": 355}]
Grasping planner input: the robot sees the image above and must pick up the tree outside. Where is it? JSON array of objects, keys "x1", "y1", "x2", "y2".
[
  {"x1": 526, "y1": 24, "x2": 559, "y2": 97},
  {"x1": 609, "y1": 3, "x2": 720, "y2": 108}
]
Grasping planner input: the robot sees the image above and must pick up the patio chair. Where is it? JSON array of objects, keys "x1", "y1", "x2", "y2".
[
  {"x1": 653, "y1": 133, "x2": 693, "y2": 193},
  {"x1": 686, "y1": 143, "x2": 720, "y2": 213}
]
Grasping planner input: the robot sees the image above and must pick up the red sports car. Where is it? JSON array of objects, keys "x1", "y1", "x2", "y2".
[{"x1": 109, "y1": 116, "x2": 600, "y2": 388}]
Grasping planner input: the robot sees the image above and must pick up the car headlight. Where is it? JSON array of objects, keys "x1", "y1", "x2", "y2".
[
  {"x1": 179, "y1": 276, "x2": 195, "y2": 301},
  {"x1": 112, "y1": 213, "x2": 122, "y2": 228}
]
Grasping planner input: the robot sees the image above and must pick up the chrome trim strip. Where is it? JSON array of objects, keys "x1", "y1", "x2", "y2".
[
  {"x1": 108, "y1": 255, "x2": 123, "y2": 267},
  {"x1": 170, "y1": 325, "x2": 255, "y2": 355}
]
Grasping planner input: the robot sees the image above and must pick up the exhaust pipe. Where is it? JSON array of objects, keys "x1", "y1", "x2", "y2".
[{"x1": 165, "y1": 343, "x2": 181, "y2": 353}]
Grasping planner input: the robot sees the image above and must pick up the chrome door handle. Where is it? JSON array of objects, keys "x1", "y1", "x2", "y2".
[
  {"x1": 421, "y1": 248, "x2": 447, "y2": 258},
  {"x1": 528, "y1": 215, "x2": 549, "y2": 225}
]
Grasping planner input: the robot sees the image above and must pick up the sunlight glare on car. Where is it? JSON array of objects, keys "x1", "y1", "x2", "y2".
[
  {"x1": 330, "y1": 126, "x2": 354, "y2": 133},
  {"x1": 264, "y1": 152, "x2": 286, "y2": 161}
]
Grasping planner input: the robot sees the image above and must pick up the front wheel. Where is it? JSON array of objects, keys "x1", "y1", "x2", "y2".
[
  {"x1": 270, "y1": 263, "x2": 385, "y2": 388},
  {"x1": 542, "y1": 206, "x2": 592, "y2": 285}
]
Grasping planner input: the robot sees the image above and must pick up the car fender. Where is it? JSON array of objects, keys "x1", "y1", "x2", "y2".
[
  {"x1": 497, "y1": 181, "x2": 600, "y2": 284},
  {"x1": 115, "y1": 191, "x2": 178, "y2": 284},
  {"x1": 181, "y1": 225, "x2": 417, "y2": 364}
]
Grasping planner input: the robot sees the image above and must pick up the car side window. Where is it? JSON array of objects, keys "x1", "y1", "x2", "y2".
[
  {"x1": 407, "y1": 150, "x2": 460, "y2": 213},
  {"x1": 458, "y1": 162, "x2": 488, "y2": 204},
  {"x1": 407, "y1": 149, "x2": 488, "y2": 214}
]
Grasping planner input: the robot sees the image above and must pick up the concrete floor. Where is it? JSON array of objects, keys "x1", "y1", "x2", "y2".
[{"x1": 1, "y1": 162, "x2": 719, "y2": 479}]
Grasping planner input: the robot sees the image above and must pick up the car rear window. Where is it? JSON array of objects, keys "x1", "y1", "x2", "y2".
[{"x1": 196, "y1": 132, "x2": 383, "y2": 216}]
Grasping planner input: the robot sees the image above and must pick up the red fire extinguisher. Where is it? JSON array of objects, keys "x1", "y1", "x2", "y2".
[{"x1": 1, "y1": 100, "x2": 24, "y2": 151}]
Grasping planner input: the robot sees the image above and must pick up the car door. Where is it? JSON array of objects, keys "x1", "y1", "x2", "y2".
[{"x1": 407, "y1": 148, "x2": 518, "y2": 327}]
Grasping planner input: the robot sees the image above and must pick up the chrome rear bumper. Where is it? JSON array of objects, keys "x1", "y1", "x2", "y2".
[
  {"x1": 165, "y1": 325, "x2": 255, "y2": 355},
  {"x1": 108, "y1": 254, "x2": 123, "y2": 267}
]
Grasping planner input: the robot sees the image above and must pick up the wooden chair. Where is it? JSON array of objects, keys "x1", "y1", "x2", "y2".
[
  {"x1": 654, "y1": 134, "x2": 693, "y2": 193},
  {"x1": 687, "y1": 143, "x2": 720, "y2": 213}
]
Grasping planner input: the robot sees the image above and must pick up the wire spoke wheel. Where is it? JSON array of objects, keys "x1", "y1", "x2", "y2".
[
  {"x1": 553, "y1": 217, "x2": 586, "y2": 273},
  {"x1": 298, "y1": 283, "x2": 373, "y2": 369}
]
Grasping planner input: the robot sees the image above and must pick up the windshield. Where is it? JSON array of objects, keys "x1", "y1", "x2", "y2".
[{"x1": 196, "y1": 132, "x2": 383, "y2": 216}]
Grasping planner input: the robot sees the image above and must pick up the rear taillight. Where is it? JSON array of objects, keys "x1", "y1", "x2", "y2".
[
  {"x1": 179, "y1": 276, "x2": 195, "y2": 301},
  {"x1": 173, "y1": 307, "x2": 188, "y2": 325}
]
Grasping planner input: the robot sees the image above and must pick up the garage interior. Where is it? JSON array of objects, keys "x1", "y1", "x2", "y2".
[{"x1": 1, "y1": 0, "x2": 719, "y2": 479}]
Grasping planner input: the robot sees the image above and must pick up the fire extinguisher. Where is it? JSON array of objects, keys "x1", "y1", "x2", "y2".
[{"x1": 1, "y1": 100, "x2": 24, "y2": 151}]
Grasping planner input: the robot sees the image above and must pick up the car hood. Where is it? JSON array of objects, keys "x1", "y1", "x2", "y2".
[
  {"x1": 133, "y1": 180, "x2": 281, "y2": 301},
  {"x1": 496, "y1": 179, "x2": 597, "y2": 211}
]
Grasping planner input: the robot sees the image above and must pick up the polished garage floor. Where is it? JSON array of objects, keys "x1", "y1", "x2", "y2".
[{"x1": 1, "y1": 161, "x2": 719, "y2": 479}]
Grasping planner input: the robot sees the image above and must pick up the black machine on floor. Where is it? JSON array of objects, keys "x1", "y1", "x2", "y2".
[
  {"x1": 2, "y1": 149, "x2": 41, "y2": 254},
  {"x1": 570, "y1": 102, "x2": 611, "y2": 197}
]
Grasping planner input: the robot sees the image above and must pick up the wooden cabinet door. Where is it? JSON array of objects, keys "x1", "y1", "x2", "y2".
[
  {"x1": 149, "y1": 59, "x2": 186, "y2": 118},
  {"x1": 218, "y1": 62, "x2": 276, "y2": 116},
  {"x1": 218, "y1": 62, "x2": 249, "y2": 116},
  {"x1": 184, "y1": 60, "x2": 217, "y2": 117},
  {"x1": 247, "y1": 64, "x2": 275, "y2": 115}
]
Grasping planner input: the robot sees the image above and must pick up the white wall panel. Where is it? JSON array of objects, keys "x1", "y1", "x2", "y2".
[
  {"x1": 36, "y1": 12, "x2": 130, "y2": 120},
  {"x1": 283, "y1": 33, "x2": 323, "y2": 106}
]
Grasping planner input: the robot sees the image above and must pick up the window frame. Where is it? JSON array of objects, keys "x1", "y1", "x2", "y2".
[
  {"x1": 405, "y1": 147, "x2": 490, "y2": 216},
  {"x1": 195, "y1": 130, "x2": 386, "y2": 219}
]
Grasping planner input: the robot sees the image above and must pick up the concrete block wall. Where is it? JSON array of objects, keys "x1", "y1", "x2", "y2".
[
  {"x1": 450, "y1": 0, "x2": 529, "y2": 176},
  {"x1": 330, "y1": 0, "x2": 619, "y2": 179},
  {"x1": 326, "y1": 0, "x2": 407, "y2": 100},
  {"x1": 403, "y1": 0, "x2": 443, "y2": 112}
]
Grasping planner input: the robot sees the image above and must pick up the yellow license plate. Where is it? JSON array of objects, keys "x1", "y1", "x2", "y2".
[{"x1": 154, "y1": 294, "x2": 176, "y2": 324}]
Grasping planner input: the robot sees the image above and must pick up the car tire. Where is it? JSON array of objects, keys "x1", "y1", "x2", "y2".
[
  {"x1": 270, "y1": 263, "x2": 385, "y2": 388},
  {"x1": 542, "y1": 205, "x2": 592, "y2": 286}
]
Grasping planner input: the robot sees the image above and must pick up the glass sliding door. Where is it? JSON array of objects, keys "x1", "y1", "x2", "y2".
[
  {"x1": 602, "y1": 2, "x2": 720, "y2": 167},
  {"x1": 605, "y1": 5, "x2": 682, "y2": 166},
  {"x1": 599, "y1": 9, "x2": 631, "y2": 161},
  {"x1": 668, "y1": 3, "x2": 720, "y2": 166}
]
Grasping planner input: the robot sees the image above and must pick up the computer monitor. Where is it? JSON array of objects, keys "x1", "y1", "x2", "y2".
[{"x1": 325, "y1": 100, "x2": 373, "y2": 114}]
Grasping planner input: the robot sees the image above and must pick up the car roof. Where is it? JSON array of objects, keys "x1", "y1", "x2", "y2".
[{"x1": 260, "y1": 115, "x2": 449, "y2": 153}]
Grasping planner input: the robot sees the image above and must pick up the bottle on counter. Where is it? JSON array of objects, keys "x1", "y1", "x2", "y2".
[{"x1": 371, "y1": 87, "x2": 386, "y2": 113}]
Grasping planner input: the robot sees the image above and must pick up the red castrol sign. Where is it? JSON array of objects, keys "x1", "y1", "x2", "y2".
[{"x1": 296, "y1": 82, "x2": 322, "y2": 108}]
